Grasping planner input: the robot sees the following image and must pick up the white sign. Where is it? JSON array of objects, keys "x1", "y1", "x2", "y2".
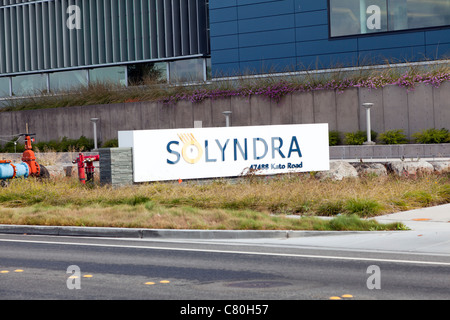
[{"x1": 119, "y1": 124, "x2": 330, "y2": 182}]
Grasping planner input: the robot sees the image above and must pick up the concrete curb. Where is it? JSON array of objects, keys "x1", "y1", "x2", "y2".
[{"x1": 0, "y1": 224, "x2": 366, "y2": 239}]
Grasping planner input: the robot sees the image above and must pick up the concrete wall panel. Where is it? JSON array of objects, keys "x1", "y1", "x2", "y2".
[
  {"x1": 230, "y1": 96, "x2": 251, "y2": 127},
  {"x1": 157, "y1": 103, "x2": 176, "y2": 129},
  {"x1": 107, "y1": 104, "x2": 127, "y2": 136},
  {"x1": 123, "y1": 103, "x2": 144, "y2": 131},
  {"x1": 67, "y1": 106, "x2": 84, "y2": 140},
  {"x1": 140, "y1": 102, "x2": 161, "y2": 130},
  {"x1": 28, "y1": 110, "x2": 48, "y2": 141},
  {"x1": 192, "y1": 99, "x2": 213, "y2": 128},
  {"x1": 271, "y1": 95, "x2": 293, "y2": 125},
  {"x1": 291, "y1": 91, "x2": 314, "y2": 124},
  {"x1": 407, "y1": 84, "x2": 434, "y2": 135},
  {"x1": 313, "y1": 90, "x2": 337, "y2": 130},
  {"x1": 211, "y1": 97, "x2": 232, "y2": 127},
  {"x1": 12, "y1": 111, "x2": 28, "y2": 136},
  {"x1": 383, "y1": 85, "x2": 409, "y2": 134},
  {"x1": 80, "y1": 106, "x2": 95, "y2": 139},
  {"x1": 174, "y1": 100, "x2": 194, "y2": 129},
  {"x1": 433, "y1": 81, "x2": 450, "y2": 130},
  {"x1": 0, "y1": 112, "x2": 13, "y2": 139},
  {"x1": 336, "y1": 88, "x2": 359, "y2": 133},
  {"x1": 250, "y1": 95, "x2": 271, "y2": 126},
  {"x1": 95, "y1": 106, "x2": 113, "y2": 142}
]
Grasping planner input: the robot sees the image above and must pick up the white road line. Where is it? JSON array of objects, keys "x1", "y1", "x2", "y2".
[{"x1": 0, "y1": 238, "x2": 449, "y2": 266}]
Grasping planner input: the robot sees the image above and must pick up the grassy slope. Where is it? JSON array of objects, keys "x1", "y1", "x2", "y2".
[{"x1": 0, "y1": 173, "x2": 449, "y2": 231}]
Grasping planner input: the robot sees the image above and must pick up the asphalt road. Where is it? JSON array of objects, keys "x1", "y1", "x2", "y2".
[{"x1": 0, "y1": 234, "x2": 449, "y2": 303}]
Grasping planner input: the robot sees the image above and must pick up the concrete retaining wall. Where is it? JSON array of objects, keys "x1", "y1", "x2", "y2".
[
  {"x1": 330, "y1": 144, "x2": 450, "y2": 160},
  {"x1": 0, "y1": 82, "x2": 449, "y2": 144}
]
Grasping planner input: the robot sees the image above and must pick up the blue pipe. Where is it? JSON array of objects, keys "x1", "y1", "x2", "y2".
[{"x1": 0, "y1": 162, "x2": 30, "y2": 179}]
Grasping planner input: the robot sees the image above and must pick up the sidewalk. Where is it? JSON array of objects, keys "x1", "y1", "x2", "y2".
[
  {"x1": 215, "y1": 205, "x2": 450, "y2": 255},
  {"x1": 255, "y1": 205, "x2": 450, "y2": 255},
  {"x1": 374, "y1": 203, "x2": 450, "y2": 231}
]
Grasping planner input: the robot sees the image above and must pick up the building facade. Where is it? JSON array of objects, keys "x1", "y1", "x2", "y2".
[
  {"x1": 0, "y1": 0, "x2": 449, "y2": 99},
  {"x1": 209, "y1": 0, "x2": 450, "y2": 76},
  {"x1": 0, "y1": 0, "x2": 210, "y2": 97}
]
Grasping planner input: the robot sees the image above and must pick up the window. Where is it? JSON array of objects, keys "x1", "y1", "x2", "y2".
[
  {"x1": 169, "y1": 58, "x2": 205, "y2": 83},
  {"x1": 0, "y1": 77, "x2": 10, "y2": 97},
  {"x1": 49, "y1": 70, "x2": 88, "y2": 92},
  {"x1": 127, "y1": 62, "x2": 167, "y2": 85},
  {"x1": 11, "y1": 74, "x2": 47, "y2": 96},
  {"x1": 89, "y1": 66, "x2": 127, "y2": 86},
  {"x1": 330, "y1": 0, "x2": 450, "y2": 37},
  {"x1": 389, "y1": 0, "x2": 450, "y2": 31}
]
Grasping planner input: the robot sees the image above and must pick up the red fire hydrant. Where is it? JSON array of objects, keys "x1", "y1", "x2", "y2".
[{"x1": 73, "y1": 153, "x2": 100, "y2": 184}]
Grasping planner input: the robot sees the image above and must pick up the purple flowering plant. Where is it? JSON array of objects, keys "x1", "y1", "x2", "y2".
[
  {"x1": 160, "y1": 70, "x2": 450, "y2": 105},
  {"x1": 4, "y1": 65, "x2": 448, "y2": 112}
]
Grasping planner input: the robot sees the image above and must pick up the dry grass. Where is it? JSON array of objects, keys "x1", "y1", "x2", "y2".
[
  {"x1": 0, "y1": 172, "x2": 449, "y2": 230},
  {"x1": 2, "y1": 61, "x2": 449, "y2": 112}
]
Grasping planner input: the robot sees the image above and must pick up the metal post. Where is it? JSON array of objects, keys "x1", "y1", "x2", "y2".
[
  {"x1": 362, "y1": 103, "x2": 375, "y2": 145},
  {"x1": 222, "y1": 111, "x2": 232, "y2": 127},
  {"x1": 90, "y1": 118, "x2": 99, "y2": 150}
]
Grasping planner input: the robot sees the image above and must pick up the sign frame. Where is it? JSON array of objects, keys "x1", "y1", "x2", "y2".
[{"x1": 119, "y1": 124, "x2": 330, "y2": 183}]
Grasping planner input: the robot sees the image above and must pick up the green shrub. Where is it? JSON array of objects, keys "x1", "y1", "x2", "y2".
[
  {"x1": 345, "y1": 132, "x2": 365, "y2": 145},
  {"x1": 34, "y1": 139, "x2": 61, "y2": 152},
  {"x1": 68, "y1": 136, "x2": 95, "y2": 151},
  {"x1": 378, "y1": 129, "x2": 409, "y2": 144},
  {"x1": 412, "y1": 128, "x2": 450, "y2": 144},
  {"x1": 329, "y1": 131, "x2": 341, "y2": 146},
  {"x1": 344, "y1": 130, "x2": 377, "y2": 145},
  {"x1": 0, "y1": 138, "x2": 25, "y2": 153},
  {"x1": 102, "y1": 138, "x2": 119, "y2": 148},
  {"x1": 5, "y1": 136, "x2": 96, "y2": 153}
]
